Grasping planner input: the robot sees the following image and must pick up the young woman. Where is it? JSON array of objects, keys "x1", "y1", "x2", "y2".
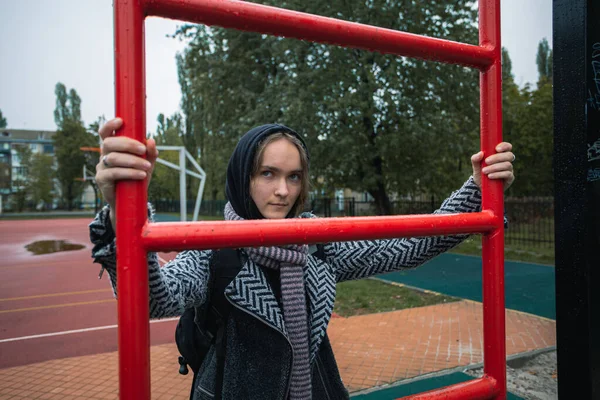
[{"x1": 90, "y1": 119, "x2": 515, "y2": 400}]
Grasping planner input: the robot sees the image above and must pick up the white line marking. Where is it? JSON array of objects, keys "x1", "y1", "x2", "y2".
[{"x1": 0, "y1": 317, "x2": 179, "y2": 343}]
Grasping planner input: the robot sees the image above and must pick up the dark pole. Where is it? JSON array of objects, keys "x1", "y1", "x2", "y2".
[{"x1": 554, "y1": 0, "x2": 600, "y2": 398}]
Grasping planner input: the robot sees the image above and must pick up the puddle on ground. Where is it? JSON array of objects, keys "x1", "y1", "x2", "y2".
[{"x1": 25, "y1": 240, "x2": 86, "y2": 255}]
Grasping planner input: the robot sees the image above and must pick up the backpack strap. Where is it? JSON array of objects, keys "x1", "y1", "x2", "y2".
[
  {"x1": 207, "y1": 249, "x2": 247, "y2": 321},
  {"x1": 177, "y1": 249, "x2": 245, "y2": 400},
  {"x1": 205, "y1": 248, "x2": 246, "y2": 400},
  {"x1": 310, "y1": 243, "x2": 326, "y2": 262}
]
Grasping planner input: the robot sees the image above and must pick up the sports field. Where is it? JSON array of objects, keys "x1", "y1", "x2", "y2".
[{"x1": 0, "y1": 218, "x2": 179, "y2": 369}]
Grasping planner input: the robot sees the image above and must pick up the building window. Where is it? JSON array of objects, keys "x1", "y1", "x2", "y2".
[
  {"x1": 13, "y1": 166, "x2": 27, "y2": 176},
  {"x1": 43, "y1": 144, "x2": 54, "y2": 154}
]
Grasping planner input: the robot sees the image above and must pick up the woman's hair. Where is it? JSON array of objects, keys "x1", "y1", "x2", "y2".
[{"x1": 251, "y1": 132, "x2": 310, "y2": 217}]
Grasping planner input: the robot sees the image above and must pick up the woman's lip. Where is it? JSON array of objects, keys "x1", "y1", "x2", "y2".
[{"x1": 270, "y1": 203, "x2": 288, "y2": 207}]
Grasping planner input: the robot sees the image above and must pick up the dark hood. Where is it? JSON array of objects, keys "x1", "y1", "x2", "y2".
[{"x1": 225, "y1": 124, "x2": 309, "y2": 220}]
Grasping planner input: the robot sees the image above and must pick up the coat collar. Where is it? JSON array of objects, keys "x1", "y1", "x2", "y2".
[{"x1": 224, "y1": 254, "x2": 336, "y2": 363}]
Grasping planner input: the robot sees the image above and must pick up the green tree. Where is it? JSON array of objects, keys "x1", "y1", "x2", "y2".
[
  {"x1": 0, "y1": 110, "x2": 7, "y2": 128},
  {"x1": 503, "y1": 40, "x2": 553, "y2": 197},
  {"x1": 12, "y1": 144, "x2": 32, "y2": 211},
  {"x1": 28, "y1": 153, "x2": 55, "y2": 209},
  {"x1": 511, "y1": 83, "x2": 553, "y2": 196},
  {"x1": 82, "y1": 117, "x2": 104, "y2": 211},
  {"x1": 175, "y1": 0, "x2": 481, "y2": 213},
  {"x1": 176, "y1": 49, "x2": 232, "y2": 201},
  {"x1": 0, "y1": 110, "x2": 8, "y2": 197},
  {"x1": 148, "y1": 113, "x2": 185, "y2": 201},
  {"x1": 11, "y1": 142, "x2": 54, "y2": 211},
  {"x1": 54, "y1": 85, "x2": 82, "y2": 128},
  {"x1": 53, "y1": 83, "x2": 96, "y2": 210},
  {"x1": 501, "y1": 48, "x2": 525, "y2": 155},
  {"x1": 155, "y1": 113, "x2": 184, "y2": 146},
  {"x1": 536, "y1": 38, "x2": 553, "y2": 86}
]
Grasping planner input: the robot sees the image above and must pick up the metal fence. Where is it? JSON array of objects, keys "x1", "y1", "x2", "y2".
[
  {"x1": 1, "y1": 198, "x2": 86, "y2": 212},
  {"x1": 503, "y1": 197, "x2": 555, "y2": 248},
  {"x1": 309, "y1": 197, "x2": 555, "y2": 249},
  {"x1": 152, "y1": 199, "x2": 228, "y2": 217},
  {"x1": 153, "y1": 197, "x2": 555, "y2": 249}
]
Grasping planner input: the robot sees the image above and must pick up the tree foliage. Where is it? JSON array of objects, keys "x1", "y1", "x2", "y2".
[
  {"x1": 54, "y1": 85, "x2": 82, "y2": 129},
  {"x1": 501, "y1": 40, "x2": 553, "y2": 197},
  {"x1": 9, "y1": 145, "x2": 54, "y2": 210},
  {"x1": 148, "y1": 113, "x2": 185, "y2": 201},
  {"x1": 12, "y1": 144, "x2": 32, "y2": 211},
  {"x1": 156, "y1": 4, "x2": 554, "y2": 209},
  {"x1": 536, "y1": 38, "x2": 553, "y2": 86},
  {"x1": 0, "y1": 109, "x2": 7, "y2": 129},
  {"x1": 173, "y1": 0, "x2": 481, "y2": 214},
  {"x1": 53, "y1": 83, "x2": 97, "y2": 210},
  {"x1": 510, "y1": 83, "x2": 553, "y2": 196},
  {"x1": 28, "y1": 153, "x2": 55, "y2": 208}
]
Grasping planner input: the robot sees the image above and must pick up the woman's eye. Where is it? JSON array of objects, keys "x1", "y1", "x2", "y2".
[
  {"x1": 261, "y1": 171, "x2": 273, "y2": 177},
  {"x1": 289, "y1": 174, "x2": 301, "y2": 181}
]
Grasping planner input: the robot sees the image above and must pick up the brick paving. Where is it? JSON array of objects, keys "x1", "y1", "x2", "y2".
[
  {"x1": 0, "y1": 300, "x2": 555, "y2": 399},
  {"x1": 330, "y1": 300, "x2": 556, "y2": 391}
]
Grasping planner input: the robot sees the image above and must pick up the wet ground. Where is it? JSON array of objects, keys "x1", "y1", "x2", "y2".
[{"x1": 25, "y1": 240, "x2": 86, "y2": 255}]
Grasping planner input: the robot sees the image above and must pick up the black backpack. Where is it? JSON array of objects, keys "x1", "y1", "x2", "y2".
[{"x1": 175, "y1": 245, "x2": 326, "y2": 399}]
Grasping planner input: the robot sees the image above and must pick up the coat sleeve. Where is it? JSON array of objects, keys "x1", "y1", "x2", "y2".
[
  {"x1": 324, "y1": 177, "x2": 483, "y2": 283},
  {"x1": 89, "y1": 204, "x2": 212, "y2": 318}
]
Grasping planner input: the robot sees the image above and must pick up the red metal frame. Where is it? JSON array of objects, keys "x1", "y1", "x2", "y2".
[{"x1": 113, "y1": 0, "x2": 505, "y2": 399}]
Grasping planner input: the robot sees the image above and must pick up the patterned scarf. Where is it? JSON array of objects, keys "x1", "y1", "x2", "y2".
[{"x1": 225, "y1": 202, "x2": 312, "y2": 399}]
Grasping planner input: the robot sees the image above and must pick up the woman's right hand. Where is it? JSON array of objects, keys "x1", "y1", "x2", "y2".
[{"x1": 95, "y1": 118, "x2": 158, "y2": 227}]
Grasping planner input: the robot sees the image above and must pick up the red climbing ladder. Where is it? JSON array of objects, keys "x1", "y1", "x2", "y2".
[{"x1": 113, "y1": 0, "x2": 505, "y2": 398}]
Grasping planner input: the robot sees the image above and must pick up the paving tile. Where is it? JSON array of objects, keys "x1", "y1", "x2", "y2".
[{"x1": 0, "y1": 300, "x2": 555, "y2": 398}]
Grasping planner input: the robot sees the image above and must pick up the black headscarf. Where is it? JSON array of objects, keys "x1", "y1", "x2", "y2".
[{"x1": 225, "y1": 124, "x2": 309, "y2": 220}]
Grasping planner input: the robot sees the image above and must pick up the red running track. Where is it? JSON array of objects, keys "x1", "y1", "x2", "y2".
[{"x1": 0, "y1": 218, "x2": 179, "y2": 369}]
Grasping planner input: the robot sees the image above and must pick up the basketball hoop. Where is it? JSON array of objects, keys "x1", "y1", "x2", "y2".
[{"x1": 80, "y1": 146, "x2": 101, "y2": 153}]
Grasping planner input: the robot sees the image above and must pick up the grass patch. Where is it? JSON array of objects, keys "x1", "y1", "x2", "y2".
[
  {"x1": 333, "y1": 278, "x2": 459, "y2": 317},
  {"x1": 451, "y1": 236, "x2": 555, "y2": 266}
]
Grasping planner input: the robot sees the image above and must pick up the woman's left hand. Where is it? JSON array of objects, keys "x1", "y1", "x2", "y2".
[{"x1": 471, "y1": 142, "x2": 515, "y2": 192}]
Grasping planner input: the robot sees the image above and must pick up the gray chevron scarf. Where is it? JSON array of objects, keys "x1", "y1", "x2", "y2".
[{"x1": 224, "y1": 202, "x2": 312, "y2": 399}]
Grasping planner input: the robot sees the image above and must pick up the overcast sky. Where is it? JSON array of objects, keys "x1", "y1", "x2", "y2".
[{"x1": 0, "y1": 0, "x2": 552, "y2": 134}]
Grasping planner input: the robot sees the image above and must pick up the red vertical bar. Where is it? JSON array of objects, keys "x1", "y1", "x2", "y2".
[
  {"x1": 114, "y1": 1, "x2": 150, "y2": 399},
  {"x1": 479, "y1": 0, "x2": 506, "y2": 399}
]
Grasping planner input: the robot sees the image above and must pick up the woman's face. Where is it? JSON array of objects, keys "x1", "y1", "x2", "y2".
[{"x1": 250, "y1": 138, "x2": 303, "y2": 219}]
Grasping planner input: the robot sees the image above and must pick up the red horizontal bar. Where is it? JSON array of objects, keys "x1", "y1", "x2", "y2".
[
  {"x1": 141, "y1": 212, "x2": 499, "y2": 252},
  {"x1": 398, "y1": 376, "x2": 499, "y2": 400},
  {"x1": 144, "y1": 0, "x2": 494, "y2": 69}
]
